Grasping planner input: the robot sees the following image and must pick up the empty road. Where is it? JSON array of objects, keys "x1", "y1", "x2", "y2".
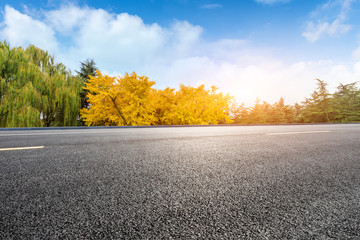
[{"x1": 1, "y1": 124, "x2": 360, "y2": 239}]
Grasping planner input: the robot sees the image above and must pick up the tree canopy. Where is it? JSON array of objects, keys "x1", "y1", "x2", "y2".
[
  {"x1": 76, "y1": 59, "x2": 97, "y2": 125},
  {"x1": 154, "y1": 85, "x2": 232, "y2": 125},
  {"x1": 80, "y1": 71, "x2": 232, "y2": 126},
  {"x1": 80, "y1": 71, "x2": 157, "y2": 126},
  {"x1": 231, "y1": 98, "x2": 297, "y2": 124},
  {"x1": 0, "y1": 41, "x2": 82, "y2": 127}
]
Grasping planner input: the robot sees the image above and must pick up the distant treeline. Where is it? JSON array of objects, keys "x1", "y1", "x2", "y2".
[
  {"x1": 231, "y1": 79, "x2": 360, "y2": 124},
  {"x1": 0, "y1": 41, "x2": 359, "y2": 127}
]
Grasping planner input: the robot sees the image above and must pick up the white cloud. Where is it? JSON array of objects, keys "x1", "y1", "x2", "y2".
[
  {"x1": 353, "y1": 61, "x2": 360, "y2": 74},
  {"x1": 0, "y1": 6, "x2": 58, "y2": 53},
  {"x1": 254, "y1": 0, "x2": 291, "y2": 5},
  {"x1": 42, "y1": 5, "x2": 203, "y2": 74},
  {"x1": 353, "y1": 47, "x2": 360, "y2": 59},
  {"x1": 201, "y1": 4, "x2": 222, "y2": 9},
  {"x1": 302, "y1": 20, "x2": 351, "y2": 42},
  {"x1": 1, "y1": 4, "x2": 360, "y2": 106},
  {"x1": 302, "y1": 0, "x2": 355, "y2": 42},
  {"x1": 67, "y1": 10, "x2": 167, "y2": 70},
  {"x1": 45, "y1": 4, "x2": 88, "y2": 34},
  {"x1": 352, "y1": 34, "x2": 360, "y2": 60}
]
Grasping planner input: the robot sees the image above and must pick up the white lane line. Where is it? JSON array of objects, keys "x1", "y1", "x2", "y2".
[
  {"x1": 266, "y1": 130, "x2": 331, "y2": 135},
  {"x1": 0, "y1": 146, "x2": 44, "y2": 151}
]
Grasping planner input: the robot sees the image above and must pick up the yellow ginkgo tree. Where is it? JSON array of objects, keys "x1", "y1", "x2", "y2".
[
  {"x1": 80, "y1": 71, "x2": 157, "y2": 126},
  {"x1": 154, "y1": 84, "x2": 233, "y2": 125}
]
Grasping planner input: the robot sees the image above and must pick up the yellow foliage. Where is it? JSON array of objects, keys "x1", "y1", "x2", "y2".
[
  {"x1": 81, "y1": 71, "x2": 233, "y2": 126},
  {"x1": 80, "y1": 71, "x2": 156, "y2": 126},
  {"x1": 154, "y1": 84, "x2": 233, "y2": 125}
]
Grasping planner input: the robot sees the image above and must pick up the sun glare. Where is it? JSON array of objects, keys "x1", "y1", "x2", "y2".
[{"x1": 228, "y1": 86, "x2": 257, "y2": 105}]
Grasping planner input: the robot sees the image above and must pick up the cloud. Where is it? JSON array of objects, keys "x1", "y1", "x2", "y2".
[
  {"x1": 45, "y1": 4, "x2": 89, "y2": 34},
  {"x1": 352, "y1": 34, "x2": 360, "y2": 60},
  {"x1": 302, "y1": 0, "x2": 355, "y2": 42},
  {"x1": 302, "y1": 20, "x2": 351, "y2": 42},
  {"x1": 0, "y1": 6, "x2": 58, "y2": 53},
  {"x1": 1, "y1": 4, "x2": 360, "y2": 106},
  {"x1": 201, "y1": 3, "x2": 222, "y2": 9},
  {"x1": 353, "y1": 47, "x2": 360, "y2": 59},
  {"x1": 41, "y1": 4, "x2": 202, "y2": 73},
  {"x1": 254, "y1": 0, "x2": 291, "y2": 5}
]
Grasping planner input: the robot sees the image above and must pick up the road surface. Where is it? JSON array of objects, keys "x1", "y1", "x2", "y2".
[{"x1": 1, "y1": 124, "x2": 360, "y2": 239}]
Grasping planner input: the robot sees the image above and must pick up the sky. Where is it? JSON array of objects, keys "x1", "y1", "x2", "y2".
[{"x1": 1, "y1": 0, "x2": 360, "y2": 105}]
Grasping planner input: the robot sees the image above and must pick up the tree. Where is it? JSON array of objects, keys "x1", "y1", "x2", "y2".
[
  {"x1": 76, "y1": 59, "x2": 97, "y2": 125},
  {"x1": 229, "y1": 97, "x2": 297, "y2": 124},
  {"x1": 268, "y1": 97, "x2": 296, "y2": 124},
  {"x1": 332, "y1": 82, "x2": 360, "y2": 122},
  {"x1": 80, "y1": 71, "x2": 157, "y2": 126},
  {"x1": 247, "y1": 98, "x2": 268, "y2": 124},
  {"x1": 302, "y1": 78, "x2": 333, "y2": 123},
  {"x1": 81, "y1": 72, "x2": 233, "y2": 126},
  {"x1": 229, "y1": 100, "x2": 249, "y2": 124},
  {"x1": 0, "y1": 41, "x2": 82, "y2": 127},
  {"x1": 153, "y1": 87, "x2": 176, "y2": 125},
  {"x1": 77, "y1": 59, "x2": 97, "y2": 109},
  {"x1": 268, "y1": 98, "x2": 286, "y2": 123},
  {"x1": 155, "y1": 85, "x2": 232, "y2": 125}
]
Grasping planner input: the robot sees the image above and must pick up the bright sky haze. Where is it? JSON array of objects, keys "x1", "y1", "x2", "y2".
[{"x1": 1, "y1": 0, "x2": 360, "y2": 105}]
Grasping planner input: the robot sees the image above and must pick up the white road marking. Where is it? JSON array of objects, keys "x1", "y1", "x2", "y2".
[
  {"x1": 266, "y1": 130, "x2": 331, "y2": 135},
  {"x1": 0, "y1": 146, "x2": 44, "y2": 151}
]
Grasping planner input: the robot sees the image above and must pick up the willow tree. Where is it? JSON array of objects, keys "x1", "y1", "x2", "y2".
[{"x1": 0, "y1": 42, "x2": 82, "y2": 127}]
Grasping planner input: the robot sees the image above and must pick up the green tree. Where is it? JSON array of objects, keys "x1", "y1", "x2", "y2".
[
  {"x1": 269, "y1": 97, "x2": 287, "y2": 123},
  {"x1": 229, "y1": 97, "x2": 297, "y2": 124},
  {"x1": 269, "y1": 97, "x2": 296, "y2": 124},
  {"x1": 332, "y1": 82, "x2": 360, "y2": 122},
  {"x1": 302, "y1": 78, "x2": 333, "y2": 123},
  {"x1": 294, "y1": 103, "x2": 303, "y2": 123},
  {"x1": 0, "y1": 41, "x2": 82, "y2": 127},
  {"x1": 230, "y1": 100, "x2": 250, "y2": 124},
  {"x1": 247, "y1": 98, "x2": 269, "y2": 124},
  {"x1": 76, "y1": 59, "x2": 97, "y2": 125}
]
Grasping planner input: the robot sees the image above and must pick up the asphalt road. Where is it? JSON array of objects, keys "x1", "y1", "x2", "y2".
[{"x1": 1, "y1": 124, "x2": 360, "y2": 239}]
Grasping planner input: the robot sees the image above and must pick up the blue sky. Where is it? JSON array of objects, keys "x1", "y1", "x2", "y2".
[{"x1": 1, "y1": 0, "x2": 360, "y2": 104}]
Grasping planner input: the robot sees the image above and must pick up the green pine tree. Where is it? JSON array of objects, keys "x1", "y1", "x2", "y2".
[
  {"x1": 302, "y1": 79, "x2": 333, "y2": 123},
  {"x1": 332, "y1": 82, "x2": 360, "y2": 122},
  {"x1": 76, "y1": 59, "x2": 97, "y2": 126}
]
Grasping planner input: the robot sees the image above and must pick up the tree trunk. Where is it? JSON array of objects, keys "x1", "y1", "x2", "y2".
[{"x1": 109, "y1": 96, "x2": 127, "y2": 125}]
